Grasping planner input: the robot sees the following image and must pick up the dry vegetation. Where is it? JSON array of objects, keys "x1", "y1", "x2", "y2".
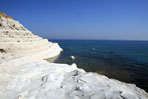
[{"x1": 0, "y1": 12, "x2": 13, "y2": 19}]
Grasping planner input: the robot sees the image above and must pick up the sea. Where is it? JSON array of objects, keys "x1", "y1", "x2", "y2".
[{"x1": 48, "y1": 39, "x2": 148, "y2": 92}]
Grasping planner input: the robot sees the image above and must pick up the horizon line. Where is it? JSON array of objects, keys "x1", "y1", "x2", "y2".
[{"x1": 47, "y1": 38, "x2": 148, "y2": 41}]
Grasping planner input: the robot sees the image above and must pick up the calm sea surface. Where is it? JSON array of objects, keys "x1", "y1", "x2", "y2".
[{"x1": 48, "y1": 40, "x2": 148, "y2": 92}]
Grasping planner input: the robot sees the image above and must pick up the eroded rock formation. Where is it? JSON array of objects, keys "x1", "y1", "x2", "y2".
[
  {"x1": 0, "y1": 12, "x2": 148, "y2": 99},
  {"x1": 0, "y1": 12, "x2": 62, "y2": 61}
]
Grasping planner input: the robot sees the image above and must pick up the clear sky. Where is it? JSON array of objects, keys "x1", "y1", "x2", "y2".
[{"x1": 1, "y1": 0, "x2": 148, "y2": 40}]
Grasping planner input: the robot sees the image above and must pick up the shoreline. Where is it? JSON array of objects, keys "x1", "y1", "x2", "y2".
[
  {"x1": 0, "y1": 12, "x2": 148, "y2": 99},
  {"x1": 47, "y1": 54, "x2": 148, "y2": 93},
  {"x1": 46, "y1": 40, "x2": 148, "y2": 93}
]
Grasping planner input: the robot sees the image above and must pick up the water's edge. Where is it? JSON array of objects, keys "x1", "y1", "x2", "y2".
[{"x1": 48, "y1": 40, "x2": 148, "y2": 92}]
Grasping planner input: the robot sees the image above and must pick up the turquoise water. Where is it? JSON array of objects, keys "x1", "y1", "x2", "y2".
[{"x1": 49, "y1": 40, "x2": 148, "y2": 92}]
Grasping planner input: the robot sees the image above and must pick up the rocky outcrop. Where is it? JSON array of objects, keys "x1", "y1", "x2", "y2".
[
  {"x1": 0, "y1": 12, "x2": 148, "y2": 99},
  {"x1": 0, "y1": 12, "x2": 62, "y2": 61},
  {"x1": 1, "y1": 61, "x2": 148, "y2": 99}
]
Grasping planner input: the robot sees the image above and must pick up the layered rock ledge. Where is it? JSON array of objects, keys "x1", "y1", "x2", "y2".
[
  {"x1": 0, "y1": 12, "x2": 62, "y2": 61},
  {"x1": 0, "y1": 12, "x2": 148, "y2": 99}
]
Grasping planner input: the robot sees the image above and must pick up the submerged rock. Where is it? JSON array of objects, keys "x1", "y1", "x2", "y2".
[{"x1": 0, "y1": 12, "x2": 148, "y2": 99}]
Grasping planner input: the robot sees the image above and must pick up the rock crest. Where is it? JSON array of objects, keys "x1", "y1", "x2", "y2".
[{"x1": 0, "y1": 12, "x2": 13, "y2": 19}]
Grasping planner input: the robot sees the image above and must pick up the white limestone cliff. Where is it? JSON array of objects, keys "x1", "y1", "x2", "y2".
[
  {"x1": 0, "y1": 12, "x2": 62, "y2": 61},
  {"x1": 0, "y1": 12, "x2": 148, "y2": 99}
]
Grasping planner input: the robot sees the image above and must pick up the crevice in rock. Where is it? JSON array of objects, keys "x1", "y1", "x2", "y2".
[
  {"x1": 119, "y1": 92, "x2": 128, "y2": 99},
  {"x1": 0, "y1": 49, "x2": 6, "y2": 53},
  {"x1": 41, "y1": 75, "x2": 48, "y2": 83}
]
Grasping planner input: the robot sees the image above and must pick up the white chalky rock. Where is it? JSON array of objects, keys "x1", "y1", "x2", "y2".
[
  {"x1": 0, "y1": 12, "x2": 148, "y2": 99},
  {"x1": 0, "y1": 12, "x2": 62, "y2": 62}
]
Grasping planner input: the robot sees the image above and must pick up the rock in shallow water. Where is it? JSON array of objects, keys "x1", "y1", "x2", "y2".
[{"x1": 0, "y1": 12, "x2": 148, "y2": 99}]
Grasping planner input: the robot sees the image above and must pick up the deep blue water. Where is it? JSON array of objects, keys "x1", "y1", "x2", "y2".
[{"x1": 48, "y1": 40, "x2": 148, "y2": 92}]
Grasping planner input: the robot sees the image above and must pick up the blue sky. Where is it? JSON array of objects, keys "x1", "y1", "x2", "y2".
[{"x1": 1, "y1": 0, "x2": 148, "y2": 40}]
